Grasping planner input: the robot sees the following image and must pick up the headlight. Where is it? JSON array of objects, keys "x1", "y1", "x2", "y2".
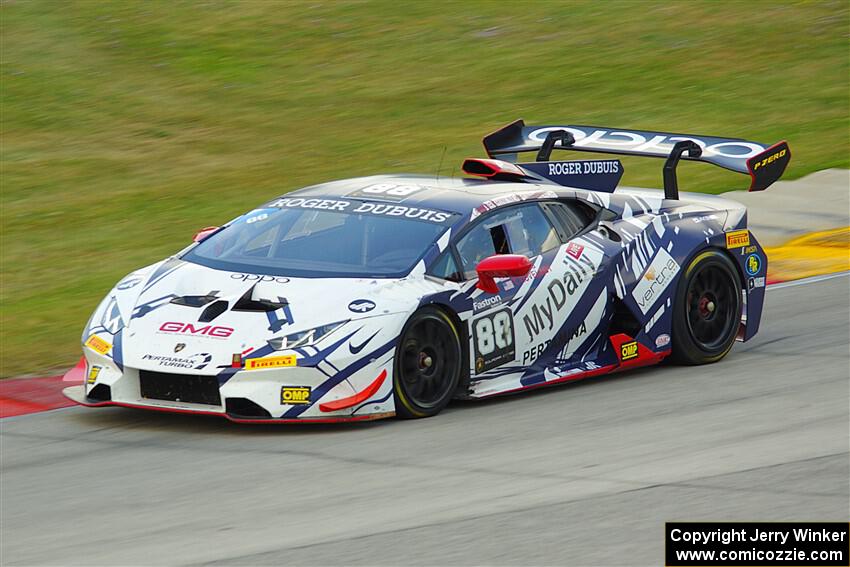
[
  {"x1": 100, "y1": 296, "x2": 124, "y2": 335},
  {"x1": 268, "y1": 320, "x2": 348, "y2": 350}
]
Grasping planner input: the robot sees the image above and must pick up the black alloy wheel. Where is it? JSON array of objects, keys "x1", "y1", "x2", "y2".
[
  {"x1": 394, "y1": 307, "x2": 462, "y2": 418},
  {"x1": 671, "y1": 250, "x2": 742, "y2": 365}
]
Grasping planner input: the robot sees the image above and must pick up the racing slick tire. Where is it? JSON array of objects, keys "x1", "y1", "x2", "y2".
[
  {"x1": 671, "y1": 249, "x2": 742, "y2": 365},
  {"x1": 393, "y1": 306, "x2": 462, "y2": 419}
]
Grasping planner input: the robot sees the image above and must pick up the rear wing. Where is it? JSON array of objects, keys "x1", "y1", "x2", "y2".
[{"x1": 482, "y1": 120, "x2": 791, "y2": 198}]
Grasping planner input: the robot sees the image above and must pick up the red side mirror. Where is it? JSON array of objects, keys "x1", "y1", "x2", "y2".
[
  {"x1": 193, "y1": 226, "x2": 219, "y2": 243},
  {"x1": 475, "y1": 254, "x2": 532, "y2": 294}
]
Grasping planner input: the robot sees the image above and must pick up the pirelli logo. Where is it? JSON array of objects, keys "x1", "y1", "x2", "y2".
[
  {"x1": 725, "y1": 230, "x2": 750, "y2": 249},
  {"x1": 84, "y1": 334, "x2": 112, "y2": 355},
  {"x1": 281, "y1": 386, "x2": 311, "y2": 405},
  {"x1": 751, "y1": 147, "x2": 787, "y2": 171},
  {"x1": 245, "y1": 355, "x2": 297, "y2": 370},
  {"x1": 621, "y1": 341, "x2": 639, "y2": 361}
]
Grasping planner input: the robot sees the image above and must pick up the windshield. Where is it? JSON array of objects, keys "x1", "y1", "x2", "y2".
[{"x1": 182, "y1": 199, "x2": 454, "y2": 278}]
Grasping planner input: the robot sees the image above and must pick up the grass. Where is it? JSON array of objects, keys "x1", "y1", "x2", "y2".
[{"x1": 1, "y1": 0, "x2": 848, "y2": 377}]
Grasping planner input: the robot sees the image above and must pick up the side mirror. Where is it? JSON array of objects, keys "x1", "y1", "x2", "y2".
[
  {"x1": 475, "y1": 254, "x2": 532, "y2": 294},
  {"x1": 193, "y1": 226, "x2": 219, "y2": 243}
]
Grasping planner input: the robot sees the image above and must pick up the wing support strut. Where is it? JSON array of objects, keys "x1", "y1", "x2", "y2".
[{"x1": 662, "y1": 140, "x2": 702, "y2": 200}]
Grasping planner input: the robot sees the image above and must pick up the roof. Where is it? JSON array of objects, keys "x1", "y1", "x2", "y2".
[
  {"x1": 284, "y1": 174, "x2": 567, "y2": 215},
  {"x1": 272, "y1": 173, "x2": 746, "y2": 223}
]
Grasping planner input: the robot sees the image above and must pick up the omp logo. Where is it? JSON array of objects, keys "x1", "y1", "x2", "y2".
[
  {"x1": 751, "y1": 148, "x2": 787, "y2": 171},
  {"x1": 620, "y1": 341, "x2": 639, "y2": 361},
  {"x1": 280, "y1": 386, "x2": 311, "y2": 405},
  {"x1": 632, "y1": 249, "x2": 680, "y2": 315},
  {"x1": 158, "y1": 322, "x2": 234, "y2": 338},
  {"x1": 725, "y1": 230, "x2": 750, "y2": 248}
]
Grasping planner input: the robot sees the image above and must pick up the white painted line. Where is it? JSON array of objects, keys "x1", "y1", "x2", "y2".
[{"x1": 767, "y1": 270, "x2": 849, "y2": 290}]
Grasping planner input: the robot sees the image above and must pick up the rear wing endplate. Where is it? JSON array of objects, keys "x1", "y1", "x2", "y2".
[{"x1": 482, "y1": 120, "x2": 791, "y2": 198}]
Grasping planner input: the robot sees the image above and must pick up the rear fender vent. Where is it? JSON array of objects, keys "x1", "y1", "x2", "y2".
[{"x1": 608, "y1": 296, "x2": 641, "y2": 338}]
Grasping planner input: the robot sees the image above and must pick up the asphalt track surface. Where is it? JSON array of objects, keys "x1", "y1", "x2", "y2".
[{"x1": 2, "y1": 275, "x2": 848, "y2": 566}]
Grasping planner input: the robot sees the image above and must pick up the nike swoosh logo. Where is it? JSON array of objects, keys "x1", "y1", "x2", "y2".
[{"x1": 349, "y1": 330, "x2": 380, "y2": 355}]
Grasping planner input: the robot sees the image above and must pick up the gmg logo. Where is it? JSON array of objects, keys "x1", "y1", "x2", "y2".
[{"x1": 158, "y1": 322, "x2": 234, "y2": 338}]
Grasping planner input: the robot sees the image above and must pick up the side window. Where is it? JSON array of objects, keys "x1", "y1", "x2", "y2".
[
  {"x1": 428, "y1": 251, "x2": 463, "y2": 282},
  {"x1": 456, "y1": 204, "x2": 560, "y2": 278},
  {"x1": 544, "y1": 202, "x2": 595, "y2": 239}
]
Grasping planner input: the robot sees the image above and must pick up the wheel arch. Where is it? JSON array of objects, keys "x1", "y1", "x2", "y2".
[
  {"x1": 671, "y1": 244, "x2": 744, "y2": 364},
  {"x1": 418, "y1": 300, "x2": 471, "y2": 396},
  {"x1": 681, "y1": 244, "x2": 745, "y2": 290},
  {"x1": 714, "y1": 243, "x2": 757, "y2": 340}
]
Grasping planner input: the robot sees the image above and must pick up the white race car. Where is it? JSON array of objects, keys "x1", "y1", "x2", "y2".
[{"x1": 63, "y1": 121, "x2": 789, "y2": 422}]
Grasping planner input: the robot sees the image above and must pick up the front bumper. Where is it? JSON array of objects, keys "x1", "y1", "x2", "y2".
[{"x1": 67, "y1": 349, "x2": 397, "y2": 423}]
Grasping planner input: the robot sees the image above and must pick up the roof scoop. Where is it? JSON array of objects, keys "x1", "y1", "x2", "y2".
[{"x1": 461, "y1": 158, "x2": 529, "y2": 181}]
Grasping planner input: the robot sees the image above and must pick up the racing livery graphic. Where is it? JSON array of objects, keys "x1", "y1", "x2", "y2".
[{"x1": 63, "y1": 120, "x2": 791, "y2": 422}]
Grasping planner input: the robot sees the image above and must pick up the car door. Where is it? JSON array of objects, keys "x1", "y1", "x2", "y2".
[
  {"x1": 448, "y1": 202, "x2": 569, "y2": 376},
  {"x1": 426, "y1": 198, "x2": 606, "y2": 382}
]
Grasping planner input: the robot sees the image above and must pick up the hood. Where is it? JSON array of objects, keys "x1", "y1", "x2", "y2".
[{"x1": 102, "y1": 258, "x2": 444, "y2": 374}]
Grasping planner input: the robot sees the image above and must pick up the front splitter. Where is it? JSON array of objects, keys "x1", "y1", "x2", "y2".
[{"x1": 62, "y1": 385, "x2": 394, "y2": 424}]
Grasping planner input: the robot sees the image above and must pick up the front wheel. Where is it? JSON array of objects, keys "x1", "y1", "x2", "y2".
[
  {"x1": 393, "y1": 307, "x2": 462, "y2": 419},
  {"x1": 671, "y1": 250, "x2": 742, "y2": 365}
]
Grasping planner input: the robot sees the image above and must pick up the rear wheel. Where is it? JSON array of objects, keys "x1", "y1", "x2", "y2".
[
  {"x1": 394, "y1": 307, "x2": 462, "y2": 419},
  {"x1": 671, "y1": 250, "x2": 742, "y2": 365}
]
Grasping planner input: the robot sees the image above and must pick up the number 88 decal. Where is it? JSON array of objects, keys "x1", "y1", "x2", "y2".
[
  {"x1": 361, "y1": 183, "x2": 423, "y2": 197},
  {"x1": 472, "y1": 308, "x2": 516, "y2": 374}
]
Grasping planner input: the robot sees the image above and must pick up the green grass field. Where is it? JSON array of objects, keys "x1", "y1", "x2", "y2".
[{"x1": 1, "y1": 1, "x2": 847, "y2": 377}]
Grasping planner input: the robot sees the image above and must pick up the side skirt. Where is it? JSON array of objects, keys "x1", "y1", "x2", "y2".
[{"x1": 467, "y1": 334, "x2": 670, "y2": 399}]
